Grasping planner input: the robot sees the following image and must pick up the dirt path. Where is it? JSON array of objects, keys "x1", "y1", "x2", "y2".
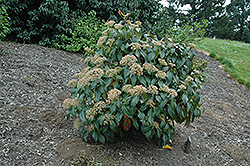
[{"x1": 0, "y1": 42, "x2": 249, "y2": 165}]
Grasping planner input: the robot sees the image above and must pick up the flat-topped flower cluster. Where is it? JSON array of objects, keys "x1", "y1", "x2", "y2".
[{"x1": 63, "y1": 18, "x2": 207, "y2": 146}]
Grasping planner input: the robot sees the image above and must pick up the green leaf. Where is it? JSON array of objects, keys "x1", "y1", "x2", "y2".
[
  {"x1": 110, "y1": 103, "x2": 117, "y2": 113},
  {"x1": 148, "y1": 52, "x2": 155, "y2": 61},
  {"x1": 145, "y1": 130, "x2": 153, "y2": 141},
  {"x1": 92, "y1": 131, "x2": 98, "y2": 142},
  {"x1": 138, "y1": 111, "x2": 145, "y2": 121},
  {"x1": 167, "y1": 105, "x2": 175, "y2": 119},
  {"x1": 79, "y1": 111, "x2": 86, "y2": 121},
  {"x1": 145, "y1": 76, "x2": 151, "y2": 85},
  {"x1": 95, "y1": 89, "x2": 101, "y2": 102},
  {"x1": 132, "y1": 118, "x2": 139, "y2": 130},
  {"x1": 104, "y1": 78, "x2": 112, "y2": 89},
  {"x1": 147, "y1": 109, "x2": 154, "y2": 124},
  {"x1": 151, "y1": 79, "x2": 157, "y2": 85},
  {"x1": 98, "y1": 133, "x2": 105, "y2": 144},
  {"x1": 182, "y1": 93, "x2": 188, "y2": 104},
  {"x1": 176, "y1": 104, "x2": 182, "y2": 115},
  {"x1": 170, "y1": 99, "x2": 175, "y2": 111},
  {"x1": 124, "y1": 68, "x2": 130, "y2": 78},
  {"x1": 186, "y1": 59, "x2": 193, "y2": 69},
  {"x1": 160, "y1": 98, "x2": 168, "y2": 108},
  {"x1": 122, "y1": 105, "x2": 131, "y2": 117},
  {"x1": 160, "y1": 50, "x2": 165, "y2": 58},
  {"x1": 115, "y1": 112, "x2": 123, "y2": 123},
  {"x1": 135, "y1": 49, "x2": 140, "y2": 58},
  {"x1": 139, "y1": 76, "x2": 147, "y2": 86},
  {"x1": 157, "y1": 128, "x2": 162, "y2": 138},
  {"x1": 170, "y1": 48, "x2": 175, "y2": 54},
  {"x1": 115, "y1": 39, "x2": 123, "y2": 47},
  {"x1": 113, "y1": 81, "x2": 119, "y2": 88},
  {"x1": 116, "y1": 100, "x2": 122, "y2": 108},
  {"x1": 131, "y1": 75, "x2": 137, "y2": 86},
  {"x1": 155, "y1": 95, "x2": 162, "y2": 103},
  {"x1": 154, "y1": 106, "x2": 161, "y2": 117},
  {"x1": 115, "y1": 75, "x2": 123, "y2": 80},
  {"x1": 141, "y1": 92, "x2": 148, "y2": 101},
  {"x1": 140, "y1": 50, "x2": 147, "y2": 59},
  {"x1": 187, "y1": 85, "x2": 193, "y2": 96},
  {"x1": 131, "y1": 95, "x2": 140, "y2": 107},
  {"x1": 194, "y1": 109, "x2": 201, "y2": 117}
]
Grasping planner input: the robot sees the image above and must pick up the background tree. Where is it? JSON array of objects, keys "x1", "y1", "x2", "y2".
[
  {"x1": 226, "y1": 0, "x2": 250, "y2": 43},
  {"x1": 166, "y1": 0, "x2": 227, "y2": 38}
]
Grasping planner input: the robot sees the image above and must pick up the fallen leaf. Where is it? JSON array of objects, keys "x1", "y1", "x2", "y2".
[{"x1": 163, "y1": 144, "x2": 173, "y2": 150}]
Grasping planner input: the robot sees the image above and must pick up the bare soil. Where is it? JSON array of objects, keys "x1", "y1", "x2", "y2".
[{"x1": 0, "y1": 41, "x2": 249, "y2": 166}]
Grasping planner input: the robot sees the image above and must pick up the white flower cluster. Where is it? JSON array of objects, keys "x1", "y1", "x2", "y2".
[
  {"x1": 106, "y1": 67, "x2": 122, "y2": 77},
  {"x1": 114, "y1": 24, "x2": 123, "y2": 29},
  {"x1": 156, "y1": 70, "x2": 167, "y2": 79},
  {"x1": 127, "y1": 85, "x2": 147, "y2": 96},
  {"x1": 146, "y1": 99, "x2": 155, "y2": 107},
  {"x1": 97, "y1": 36, "x2": 108, "y2": 46},
  {"x1": 122, "y1": 84, "x2": 133, "y2": 93},
  {"x1": 107, "y1": 89, "x2": 121, "y2": 102},
  {"x1": 76, "y1": 68, "x2": 104, "y2": 89},
  {"x1": 158, "y1": 58, "x2": 168, "y2": 66},
  {"x1": 151, "y1": 40, "x2": 163, "y2": 47},
  {"x1": 105, "y1": 20, "x2": 115, "y2": 27},
  {"x1": 143, "y1": 63, "x2": 158, "y2": 72},
  {"x1": 85, "y1": 47, "x2": 94, "y2": 53},
  {"x1": 84, "y1": 124, "x2": 94, "y2": 132},
  {"x1": 67, "y1": 79, "x2": 77, "y2": 87},
  {"x1": 130, "y1": 63, "x2": 143, "y2": 76},
  {"x1": 84, "y1": 54, "x2": 107, "y2": 65},
  {"x1": 147, "y1": 85, "x2": 159, "y2": 95},
  {"x1": 86, "y1": 101, "x2": 107, "y2": 121},
  {"x1": 159, "y1": 84, "x2": 178, "y2": 97},
  {"x1": 120, "y1": 54, "x2": 137, "y2": 66},
  {"x1": 63, "y1": 97, "x2": 79, "y2": 109},
  {"x1": 102, "y1": 113, "x2": 115, "y2": 125},
  {"x1": 130, "y1": 42, "x2": 142, "y2": 51}
]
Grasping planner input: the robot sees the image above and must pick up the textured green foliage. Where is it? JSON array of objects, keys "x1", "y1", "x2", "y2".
[
  {"x1": 1, "y1": 0, "x2": 85, "y2": 46},
  {"x1": 0, "y1": 5, "x2": 9, "y2": 40},
  {"x1": 164, "y1": 16, "x2": 208, "y2": 44},
  {"x1": 226, "y1": 0, "x2": 250, "y2": 43},
  {"x1": 66, "y1": 0, "x2": 163, "y2": 32},
  {"x1": 54, "y1": 11, "x2": 107, "y2": 53},
  {"x1": 64, "y1": 17, "x2": 207, "y2": 146}
]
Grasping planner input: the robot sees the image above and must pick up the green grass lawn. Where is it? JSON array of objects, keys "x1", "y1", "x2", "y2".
[{"x1": 196, "y1": 38, "x2": 250, "y2": 89}]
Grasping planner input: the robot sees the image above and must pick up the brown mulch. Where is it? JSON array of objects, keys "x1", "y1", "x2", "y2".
[{"x1": 0, "y1": 41, "x2": 249, "y2": 165}]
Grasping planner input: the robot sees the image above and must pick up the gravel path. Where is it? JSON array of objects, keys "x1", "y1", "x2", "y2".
[{"x1": 0, "y1": 42, "x2": 249, "y2": 165}]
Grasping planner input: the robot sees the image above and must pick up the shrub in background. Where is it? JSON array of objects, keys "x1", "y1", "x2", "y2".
[
  {"x1": 67, "y1": 0, "x2": 163, "y2": 33},
  {"x1": 54, "y1": 10, "x2": 107, "y2": 53},
  {"x1": 1, "y1": 0, "x2": 85, "y2": 46},
  {"x1": 0, "y1": 5, "x2": 9, "y2": 40},
  {"x1": 63, "y1": 16, "x2": 207, "y2": 146}
]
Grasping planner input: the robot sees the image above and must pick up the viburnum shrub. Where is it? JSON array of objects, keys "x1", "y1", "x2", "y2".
[{"x1": 63, "y1": 15, "x2": 207, "y2": 146}]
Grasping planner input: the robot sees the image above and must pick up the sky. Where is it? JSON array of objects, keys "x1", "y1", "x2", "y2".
[{"x1": 160, "y1": 0, "x2": 231, "y2": 10}]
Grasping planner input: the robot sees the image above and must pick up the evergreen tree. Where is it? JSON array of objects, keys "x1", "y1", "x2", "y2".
[
  {"x1": 226, "y1": 0, "x2": 250, "y2": 43},
  {"x1": 166, "y1": 0, "x2": 226, "y2": 38}
]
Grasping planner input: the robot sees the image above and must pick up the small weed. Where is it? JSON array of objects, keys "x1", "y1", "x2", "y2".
[
  {"x1": 70, "y1": 153, "x2": 102, "y2": 166},
  {"x1": 209, "y1": 52, "x2": 217, "y2": 58}
]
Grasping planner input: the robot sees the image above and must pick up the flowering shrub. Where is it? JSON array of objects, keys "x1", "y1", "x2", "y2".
[
  {"x1": 54, "y1": 10, "x2": 107, "y2": 53},
  {"x1": 63, "y1": 17, "x2": 207, "y2": 146}
]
